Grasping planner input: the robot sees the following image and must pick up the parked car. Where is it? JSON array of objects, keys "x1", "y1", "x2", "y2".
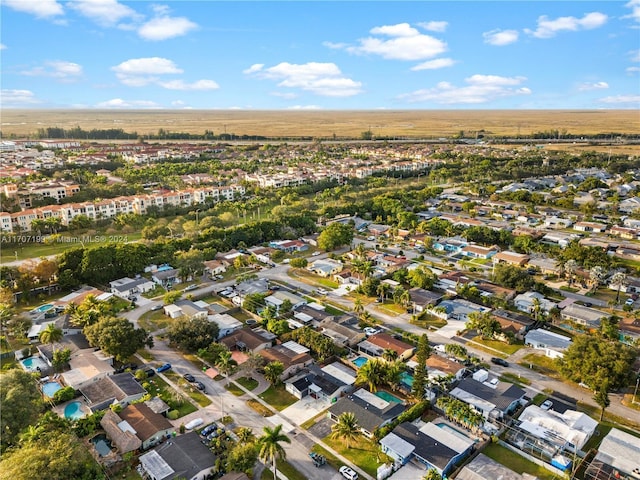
[
  {"x1": 184, "y1": 284, "x2": 198, "y2": 292},
  {"x1": 144, "y1": 368, "x2": 155, "y2": 378},
  {"x1": 200, "y1": 424, "x2": 218, "y2": 437},
  {"x1": 541, "y1": 400, "x2": 553, "y2": 411},
  {"x1": 339, "y1": 466, "x2": 359, "y2": 480},
  {"x1": 183, "y1": 373, "x2": 195, "y2": 382},
  {"x1": 364, "y1": 327, "x2": 380, "y2": 336},
  {"x1": 195, "y1": 381, "x2": 206, "y2": 392},
  {"x1": 157, "y1": 363, "x2": 172, "y2": 373},
  {"x1": 625, "y1": 298, "x2": 635, "y2": 306},
  {"x1": 185, "y1": 418, "x2": 203, "y2": 430},
  {"x1": 317, "y1": 288, "x2": 328, "y2": 295},
  {"x1": 150, "y1": 305, "x2": 162, "y2": 311},
  {"x1": 490, "y1": 357, "x2": 509, "y2": 367},
  {"x1": 312, "y1": 251, "x2": 321, "y2": 256},
  {"x1": 115, "y1": 362, "x2": 138, "y2": 373}
]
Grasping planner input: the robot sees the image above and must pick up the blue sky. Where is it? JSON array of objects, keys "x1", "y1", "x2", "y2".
[{"x1": 1, "y1": 1, "x2": 639, "y2": 110}]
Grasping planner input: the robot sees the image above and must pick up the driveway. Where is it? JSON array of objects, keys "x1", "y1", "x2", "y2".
[
  {"x1": 308, "y1": 417, "x2": 333, "y2": 441},
  {"x1": 281, "y1": 396, "x2": 331, "y2": 425}
]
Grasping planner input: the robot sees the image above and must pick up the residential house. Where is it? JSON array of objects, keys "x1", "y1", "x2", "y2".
[
  {"x1": 492, "y1": 251, "x2": 530, "y2": 267},
  {"x1": 460, "y1": 244, "x2": 499, "y2": 260},
  {"x1": 618, "y1": 196, "x2": 640, "y2": 214},
  {"x1": 265, "y1": 290, "x2": 307, "y2": 312},
  {"x1": 138, "y1": 431, "x2": 216, "y2": 480},
  {"x1": 574, "y1": 221, "x2": 608, "y2": 233},
  {"x1": 560, "y1": 303, "x2": 607, "y2": 328},
  {"x1": 587, "y1": 428, "x2": 640, "y2": 480},
  {"x1": 524, "y1": 329, "x2": 572, "y2": 359},
  {"x1": 456, "y1": 454, "x2": 527, "y2": 480},
  {"x1": 235, "y1": 278, "x2": 269, "y2": 297},
  {"x1": 285, "y1": 362, "x2": 356, "y2": 402},
  {"x1": 377, "y1": 255, "x2": 409, "y2": 273},
  {"x1": 434, "y1": 298, "x2": 492, "y2": 322},
  {"x1": 202, "y1": 259, "x2": 226, "y2": 276},
  {"x1": 527, "y1": 257, "x2": 561, "y2": 275},
  {"x1": 609, "y1": 226, "x2": 639, "y2": 240},
  {"x1": 220, "y1": 327, "x2": 273, "y2": 353},
  {"x1": 80, "y1": 373, "x2": 147, "y2": 412},
  {"x1": 100, "y1": 403, "x2": 173, "y2": 453},
  {"x1": 247, "y1": 246, "x2": 276, "y2": 264},
  {"x1": 308, "y1": 258, "x2": 343, "y2": 277},
  {"x1": 318, "y1": 315, "x2": 366, "y2": 347},
  {"x1": 433, "y1": 237, "x2": 468, "y2": 254},
  {"x1": 491, "y1": 309, "x2": 535, "y2": 338},
  {"x1": 293, "y1": 303, "x2": 334, "y2": 325},
  {"x1": 434, "y1": 271, "x2": 474, "y2": 294},
  {"x1": 258, "y1": 341, "x2": 313, "y2": 379},
  {"x1": 368, "y1": 224, "x2": 391, "y2": 237},
  {"x1": 475, "y1": 281, "x2": 517, "y2": 301},
  {"x1": 209, "y1": 313, "x2": 243, "y2": 339},
  {"x1": 171, "y1": 300, "x2": 208, "y2": 319},
  {"x1": 152, "y1": 268, "x2": 181, "y2": 289},
  {"x1": 513, "y1": 291, "x2": 557, "y2": 314},
  {"x1": 215, "y1": 249, "x2": 246, "y2": 268},
  {"x1": 269, "y1": 240, "x2": 309, "y2": 253},
  {"x1": 544, "y1": 216, "x2": 574, "y2": 229},
  {"x1": 110, "y1": 277, "x2": 155, "y2": 299},
  {"x1": 408, "y1": 288, "x2": 444, "y2": 313},
  {"x1": 61, "y1": 348, "x2": 115, "y2": 390},
  {"x1": 379, "y1": 421, "x2": 474, "y2": 474},
  {"x1": 328, "y1": 388, "x2": 405, "y2": 438},
  {"x1": 517, "y1": 405, "x2": 597, "y2": 452},
  {"x1": 358, "y1": 332, "x2": 415, "y2": 361},
  {"x1": 449, "y1": 371, "x2": 526, "y2": 420}
]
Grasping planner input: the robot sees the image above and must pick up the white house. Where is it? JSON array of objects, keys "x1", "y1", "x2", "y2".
[
  {"x1": 513, "y1": 291, "x2": 557, "y2": 314},
  {"x1": 209, "y1": 313, "x2": 243, "y2": 339},
  {"x1": 110, "y1": 277, "x2": 155, "y2": 299},
  {"x1": 524, "y1": 329, "x2": 572, "y2": 359},
  {"x1": 517, "y1": 405, "x2": 597, "y2": 452}
]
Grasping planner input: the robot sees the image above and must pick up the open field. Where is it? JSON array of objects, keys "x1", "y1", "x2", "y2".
[{"x1": 2, "y1": 109, "x2": 639, "y2": 138}]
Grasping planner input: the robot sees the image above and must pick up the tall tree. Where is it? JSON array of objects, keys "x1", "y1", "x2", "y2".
[
  {"x1": 167, "y1": 316, "x2": 219, "y2": 352},
  {"x1": 593, "y1": 382, "x2": 611, "y2": 421},
  {"x1": 330, "y1": 412, "x2": 361, "y2": 448},
  {"x1": 84, "y1": 317, "x2": 153, "y2": 362},
  {"x1": 215, "y1": 349, "x2": 237, "y2": 386},
  {"x1": 257, "y1": 424, "x2": 291, "y2": 480},
  {"x1": 263, "y1": 361, "x2": 284, "y2": 385},
  {"x1": 610, "y1": 271, "x2": 627, "y2": 304},
  {"x1": 38, "y1": 323, "x2": 63, "y2": 351},
  {"x1": 0, "y1": 370, "x2": 44, "y2": 452},
  {"x1": 412, "y1": 334, "x2": 431, "y2": 399},
  {"x1": 356, "y1": 358, "x2": 387, "y2": 392}
]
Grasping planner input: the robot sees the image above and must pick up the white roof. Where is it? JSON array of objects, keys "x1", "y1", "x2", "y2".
[
  {"x1": 95, "y1": 292, "x2": 114, "y2": 301},
  {"x1": 518, "y1": 405, "x2": 597, "y2": 450},
  {"x1": 139, "y1": 450, "x2": 174, "y2": 480},
  {"x1": 420, "y1": 422, "x2": 475, "y2": 453},
  {"x1": 307, "y1": 302, "x2": 325, "y2": 311},
  {"x1": 293, "y1": 312, "x2": 314, "y2": 323},
  {"x1": 525, "y1": 329, "x2": 572, "y2": 350},
  {"x1": 117, "y1": 420, "x2": 137, "y2": 435},
  {"x1": 380, "y1": 432, "x2": 415, "y2": 459},
  {"x1": 281, "y1": 341, "x2": 310, "y2": 355},
  {"x1": 595, "y1": 427, "x2": 640, "y2": 475},
  {"x1": 353, "y1": 388, "x2": 388, "y2": 410},
  {"x1": 164, "y1": 305, "x2": 182, "y2": 314},
  {"x1": 209, "y1": 313, "x2": 242, "y2": 329},
  {"x1": 321, "y1": 362, "x2": 356, "y2": 386}
]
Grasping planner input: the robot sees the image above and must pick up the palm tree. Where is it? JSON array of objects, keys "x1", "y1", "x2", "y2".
[
  {"x1": 382, "y1": 348, "x2": 398, "y2": 362},
  {"x1": 263, "y1": 361, "x2": 284, "y2": 385},
  {"x1": 400, "y1": 289, "x2": 411, "y2": 308},
  {"x1": 423, "y1": 468, "x2": 443, "y2": 480},
  {"x1": 360, "y1": 261, "x2": 373, "y2": 280},
  {"x1": 330, "y1": 412, "x2": 361, "y2": 448},
  {"x1": 589, "y1": 266, "x2": 606, "y2": 293},
  {"x1": 215, "y1": 350, "x2": 236, "y2": 386},
  {"x1": 353, "y1": 298, "x2": 364, "y2": 315},
  {"x1": 610, "y1": 271, "x2": 627, "y2": 304},
  {"x1": 356, "y1": 357, "x2": 386, "y2": 392},
  {"x1": 354, "y1": 242, "x2": 367, "y2": 260},
  {"x1": 39, "y1": 323, "x2": 63, "y2": 351},
  {"x1": 236, "y1": 426, "x2": 255, "y2": 443},
  {"x1": 257, "y1": 424, "x2": 291, "y2": 480},
  {"x1": 377, "y1": 283, "x2": 390, "y2": 303},
  {"x1": 531, "y1": 297, "x2": 543, "y2": 323},
  {"x1": 384, "y1": 360, "x2": 404, "y2": 391},
  {"x1": 564, "y1": 260, "x2": 578, "y2": 286}
]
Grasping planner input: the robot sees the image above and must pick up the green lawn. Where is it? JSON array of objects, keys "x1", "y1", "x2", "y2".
[
  {"x1": 0, "y1": 231, "x2": 143, "y2": 262},
  {"x1": 500, "y1": 372, "x2": 532, "y2": 386},
  {"x1": 247, "y1": 399, "x2": 274, "y2": 417},
  {"x1": 409, "y1": 313, "x2": 448, "y2": 329},
  {"x1": 482, "y1": 443, "x2": 558, "y2": 480},
  {"x1": 225, "y1": 383, "x2": 246, "y2": 396},
  {"x1": 258, "y1": 385, "x2": 298, "y2": 411},
  {"x1": 518, "y1": 353, "x2": 562, "y2": 378},
  {"x1": 323, "y1": 434, "x2": 392, "y2": 478},
  {"x1": 236, "y1": 376, "x2": 259, "y2": 391},
  {"x1": 470, "y1": 337, "x2": 523, "y2": 356},
  {"x1": 163, "y1": 371, "x2": 212, "y2": 407},
  {"x1": 142, "y1": 375, "x2": 197, "y2": 418},
  {"x1": 138, "y1": 310, "x2": 174, "y2": 332},
  {"x1": 261, "y1": 459, "x2": 306, "y2": 480},
  {"x1": 376, "y1": 301, "x2": 406, "y2": 315},
  {"x1": 288, "y1": 269, "x2": 339, "y2": 289}
]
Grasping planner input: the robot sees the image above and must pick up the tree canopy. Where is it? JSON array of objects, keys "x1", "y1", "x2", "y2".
[
  {"x1": 557, "y1": 335, "x2": 637, "y2": 392},
  {"x1": 0, "y1": 370, "x2": 44, "y2": 452},
  {"x1": 317, "y1": 222, "x2": 354, "y2": 251},
  {"x1": 167, "y1": 316, "x2": 219, "y2": 352},
  {"x1": 84, "y1": 317, "x2": 153, "y2": 362}
]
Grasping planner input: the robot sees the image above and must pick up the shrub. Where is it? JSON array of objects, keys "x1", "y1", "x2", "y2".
[
  {"x1": 52, "y1": 386, "x2": 76, "y2": 404},
  {"x1": 167, "y1": 410, "x2": 179, "y2": 420}
]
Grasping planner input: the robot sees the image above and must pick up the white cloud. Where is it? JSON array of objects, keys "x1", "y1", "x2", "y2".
[
  {"x1": 67, "y1": 0, "x2": 139, "y2": 26},
  {"x1": 138, "y1": 14, "x2": 197, "y2": 40},
  {"x1": 0, "y1": 89, "x2": 41, "y2": 106},
  {"x1": 95, "y1": 98, "x2": 160, "y2": 108},
  {"x1": 334, "y1": 22, "x2": 447, "y2": 61},
  {"x1": 158, "y1": 79, "x2": 219, "y2": 91},
  {"x1": 483, "y1": 29, "x2": 519, "y2": 46},
  {"x1": 0, "y1": 44, "x2": 6, "y2": 50},
  {"x1": 597, "y1": 94, "x2": 640, "y2": 106},
  {"x1": 20, "y1": 61, "x2": 83, "y2": 80},
  {"x1": 398, "y1": 74, "x2": 531, "y2": 104},
  {"x1": 3, "y1": 0, "x2": 63, "y2": 18},
  {"x1": 418, "y1": 21, "x2": 448, "y2": 32},
  {"x1": 112, "y1": 57, "x2": 183, "y2": 86},
  {"x1": 630, "y1": 49, "x2": 640, "y2": 62},
  {"x1": 626, "y1": 66, "x2": 640, "y2": 74},
  {"x1": 246, "y1": 62, "x2": 363, "y2": 97},
  {"x1": 271, "y1": 92, "x2": 298, "y2": 99},
  {"x1": 411, "y1": 58, "x2": 455, "y2": 71},
  {"x1": 323, "y1": 41, "x2": 347, "y2": 49},
  {"x1": 622, "y1": 0, "x2": 640, "y2": 23},
  {"x1": 287, "y1": 105, "x2": 323, "y2": 110},
  {"x1": 525, "y1": 12, "x2": 608, "y2": 38},
  {"x1": 243, "y1": 64, "x2": 264, "y2": 74},
  {"x1": 578, "y1": 81, "x2": 609, "y2": 91}
]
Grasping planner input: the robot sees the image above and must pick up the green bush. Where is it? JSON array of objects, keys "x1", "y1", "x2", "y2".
[
  {"x1": 167, "y1": 410, "x2": 179, "y2": 420},
  {"x1": 53, "y1": 386, "x2": 76, "y2": 404}
]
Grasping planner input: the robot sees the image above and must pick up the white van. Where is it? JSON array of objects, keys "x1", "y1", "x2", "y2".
[{"x1": 185, "y1": 418, "x2": 204, "y2": 430}]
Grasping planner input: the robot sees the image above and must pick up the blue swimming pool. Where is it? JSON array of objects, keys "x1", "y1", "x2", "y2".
[
  {"x1": 436, "y1": 422, "x2": 476, "y2": 442},
  {"x1": 375, "y1": 391, "x2": 403, "y2": 403},
  {"x1": 64, "y1": 401, "x2": 85, "y2": 420},
  {"x1": 42, "y1": 381, "x2": 63, "y2": 397},
  {"x1": 352, "y1": 356, "x2": 368, "y2": 368},
  {"x1": 400, "y1": 372, "x2": 414, "y2": 387},
  {"x1": 21, "y1": 356, "x2": 48, "y2": 372},
  {"x1": 91, "y1": 434, "x2": 113, "y2": 457},
  {"x1": 34, "y1": 304, "x2": 54, "y2": 313}
]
